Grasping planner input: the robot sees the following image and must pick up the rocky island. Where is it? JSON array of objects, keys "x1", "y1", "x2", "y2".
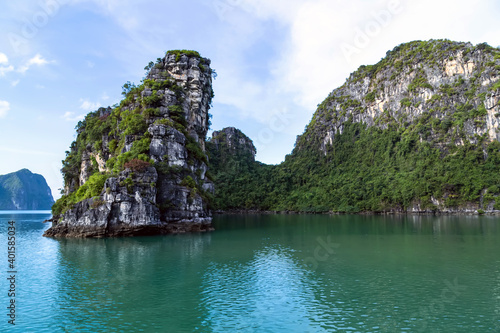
[
  {"x1": 208, "y1": 40, "x2": 500, "y2": 214},
  {"x1": 45, "y1": 51, "x2": 215, "y2": 237},
  {"x1": 0, "y1": 169, "x2": 54, "y2": 210}
]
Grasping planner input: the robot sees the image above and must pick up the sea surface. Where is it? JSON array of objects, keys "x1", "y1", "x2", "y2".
[{"x1": 0, "y1": 211, "x2": 499, "y2": 332}]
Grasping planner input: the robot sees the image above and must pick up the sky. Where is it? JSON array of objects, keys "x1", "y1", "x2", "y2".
[{"x1": 0, "y1": 0, "x2": 499, "y2": 200}]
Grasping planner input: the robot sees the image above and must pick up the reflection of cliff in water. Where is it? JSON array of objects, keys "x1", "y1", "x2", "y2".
[
  {"x1": 215, "y1": 213, "x2": 500, "y2": 237},
  {"x1": 52, "y1": 233, "x2": 213, "y2": 331}
]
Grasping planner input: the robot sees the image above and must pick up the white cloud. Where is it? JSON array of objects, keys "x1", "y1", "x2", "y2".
[
  {"x1": 0, "y1": 65, "x2": 14, "y2": 76},
  {"x1": 0, "y1": 100, "x2": 10, "y2": 118},
  {"x1": 62, "y1": 111, "x2": 85, "y2": 122},
  {"x1": 79, "y1": 99, "x2": 101, "y2": 111},
  {"x1": 101, "y1": 92, "x2": 109, "y2": 100},
  {"x1": 0, "y1": 52, "x2": 13, "y2": 76},
  {"x1": 11, "y1": 80, "x2": 20, "y2": 87},
  {"x1": 18, "y1": 54, "x2": 50, "y2": 73},
  {"x1": 49, "y1": 0, "x2": 499, "y2": 165},
  {"x1": 236, "y1": 0, "x2": 500, "y2": 112},
  {"x1": 0, "y1": 53, "x2": 8, "y2": 64}
]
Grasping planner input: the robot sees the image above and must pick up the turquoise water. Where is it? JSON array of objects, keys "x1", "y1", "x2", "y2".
[{"x1": 1, "y1": 212, "x2": 500, "y2": 332}]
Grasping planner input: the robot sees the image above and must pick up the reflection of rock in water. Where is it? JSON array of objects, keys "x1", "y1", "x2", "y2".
[{"x1": 53, "y1": 234, "x2": 212, "y2": 330}]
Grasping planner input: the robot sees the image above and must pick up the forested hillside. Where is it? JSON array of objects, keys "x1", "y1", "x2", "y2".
[{"x1": 208, "y1": 40, "x2": 500, "y2": 213}]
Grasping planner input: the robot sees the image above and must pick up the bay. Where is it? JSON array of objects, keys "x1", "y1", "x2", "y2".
[{"x1": 1, "y1": 212, "x2": 499, "y2": 332}]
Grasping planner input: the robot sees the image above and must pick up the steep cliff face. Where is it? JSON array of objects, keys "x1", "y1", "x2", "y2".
[
  {"x1": 45, "y1": 50, "x2": 215, "y2": 237},
  {"x1": 0, "y1": 169, "x2": 54, "y2": 210},
  {"x1": 299, "y1": 40, "x2": 500, "y2": 154},
  {"x1": 289, "y1": 40, "x2": 500, "y2": 213}
]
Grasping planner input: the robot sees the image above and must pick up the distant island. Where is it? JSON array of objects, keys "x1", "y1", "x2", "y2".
[{"x1": 0, "y1": 169, "x2": 54, "y2": 210}]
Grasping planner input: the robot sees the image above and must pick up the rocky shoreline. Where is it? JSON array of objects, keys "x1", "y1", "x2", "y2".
[
  {"x1": 43, "y1": 218, "x2": 213, "y2": 238},
  {"x1": 214, "y1": 209, "x2": 500, "y2": 216}
]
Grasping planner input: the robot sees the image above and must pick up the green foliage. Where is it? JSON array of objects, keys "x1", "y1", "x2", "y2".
[
  {"x1": 186, "y1": 137, "x2": 208, "y2": 164},
  {"x1": 408, "y1": 72, "x2": 433, "y2": 93},
  {"x1": 168, "y1": 105, "x2": 187, "y2": 132},
  {"x1": 144, "y1": 108, "x2": 160, "y2": 119},
  {"x1": 143, "y1": 78, "x2": 176, "y2": 91},
  {"x1": 144, "y1": 61, "x2": 154, "y2": 73},
  {"x1": 490, "y1": 80, "x2": 500, "y2": 91},
  {"x1": 488, "y1": 185, "x2": 499, "y2": 194},
  {"x1": 154, "y1": 118, "x2": 174, "y2": 127},
  {"x1": 470, "y1": 104, "x2": 487, "y2": 118},
  {"x1": 142, "y1": 90, "x2": 163, "y2": 107},
  {"x1": 400, "y1": 98, "x2": 412, "y2": 108},
  {"x1": 112, "y1": 138, "x2": 151, "y2": 172},
  {"x1": 167, "y1": 50, "x2": 201, "y2": 62},
  {"x1": 122, "y1": 81, "x2": 137, "y2": 96},
  {"x1": 120, "y1": 177, "x2": 134, "y2": 193},
  {"x1": 120, "y1": 112, "x2": 148, "y2": 136},
  {"x1": 109, "y1": 139, "x2": 118, "y2": 154},
  {"x1": 180, "y1": 176, "x2": 196, "y2": 189},
  {"x1": 365, "y1": 92, "x2": 376, "y2": 103},
  {"x1": 75, "y1": 173, "x2": 109, "y2": 202},
  {"x1": 209, "y1": 119, "x2": 500, "y2": 213},
  {"x1": 51, "y1": 194, "x2": 73, "y2": 216}
]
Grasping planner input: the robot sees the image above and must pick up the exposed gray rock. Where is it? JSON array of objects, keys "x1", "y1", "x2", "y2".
[
  {"x1": 45, "y1": 51, "x2": 215, "y2": 238},
  {"x1": 303, "y1": 41, "x2": 500, "y2": 156},
  {"x1": 209, "y1": 127, "x2": 257, "y2": 159}
]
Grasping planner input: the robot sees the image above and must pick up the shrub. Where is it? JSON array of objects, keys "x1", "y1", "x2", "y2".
[
  {"x1": 75, "y1": 173, "x2": 109, "y2": 202},
  {"x1": 124, "y1": 159, "x2": 151, "y2": 172},
  {"x1": 52, "y1": 195, "x2": 72, "y2": 216},
  {"x1": 109, "y1": 139, "x2": 118, "y2": 153},
  {"x1": 120, "y1": 177, "x2": 134, "y2": 194},
  {"x1": 181, "y1": 176, "x2": 197, "y2": 189},
  {"x1": 440, "y1": 118, "x2": 453, "y2": 132},
  {"x1": 488, "y1": 185, "x2": 499, "y2": 194},
  {"x1": 186, "y1": 137, "x2": 208, "y2": 164},
  {"x1": 143, "y1": 90, "x2": 162, "y2": 106},
  {"x1": 90, "y1": 198, "x2": 105, "y2": 209},
  {"x1": 400, "y1": 98, "x2": 412, "y2": 108},
  {"x1": 365, "y1": 92, "x2": 376, "y2": 103},
  {"x1": 169, "y1": 105, "x2": 186, "y2": 125},
  {"x1": 167, "y1": 50, "x2": 201, "y2": 62},
  {"x1": 144, "y1": 108, "x2": 160, "y2": 119},
  {"x1": 122, "y1": 81, "x2": 137, "y2": 96},
  {"x1": 154, "y1": 118, "x2": 174, "y2": 127},
  {"x1": 121, "y1": 113, "x2": 147, "y2": 136}
]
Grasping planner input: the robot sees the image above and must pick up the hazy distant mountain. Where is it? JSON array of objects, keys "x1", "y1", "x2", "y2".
[{"x1": 0, "y1": 169, "x2": 54, "y2": 210}]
